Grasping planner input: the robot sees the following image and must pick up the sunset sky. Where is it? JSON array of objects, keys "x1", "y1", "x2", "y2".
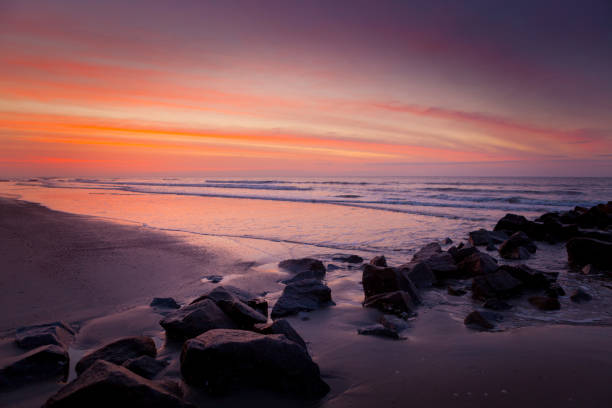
[{"x1": 1, "y1": 0, "x2": 611, "y2": 177}]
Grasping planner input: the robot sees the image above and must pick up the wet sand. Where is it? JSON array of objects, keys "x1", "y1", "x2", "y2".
[{"x1": 1, "y1": 197, "x2": 612, "y2": 407}]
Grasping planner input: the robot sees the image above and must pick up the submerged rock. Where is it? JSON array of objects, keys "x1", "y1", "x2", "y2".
[
  {"x1": 150, "y1": 297, "x2": 180, "y2": 309},
  {"x1": 122, "y1": 355, "x2": 168, "y2": 380},
  {"x1": 278, "y1": 258, "x2": 326, "y2": 275},
  {"x1": 75, "y1": 336, "x2": 157, "y2": 376},
  {"x1": 271, "y1": 279, "x2": 333, "y2": 318},
  {"x1": 15, "y1": 321, "x2": 75, "y2": 350},
  {"x1": 528, "y1": 296, "x2": 561, "y2": 311},
  {"x1": 357, "y1": 324, "x2": 402, "y2": 339},
  {"x1": 566, "y1": 237, "x2": 612, "y2": 269},
  {"x1": 254, "y1": 319, "x2": 307, "y2": 349},
  {"x1": 0, "y1": 345, "x2": 69, "y2": 389},
  {"x1": 369, "y1": 255, "x2": 388, "y2": 267},
  {"x1": 160, "y1": 299, "x2": 236, "y2": 340},
  {"x1": 332, "y1": 254, "x2": 364, "y2": 263},
  {"x1": 44, "y1": 360, "x2": 192, "y2": 408},
  {"x1": 379, "y1": 314, "x2": 411, "y2": 332},
  {"x1": 464, "y1": 311, "x2": 502, "y2": 330},
  {"x1": 180, "y1": 329, "x2": 329, "y2": 399}
]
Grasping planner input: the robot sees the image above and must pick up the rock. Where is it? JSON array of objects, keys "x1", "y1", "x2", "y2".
[
  {"x1": 326, "y1": 263, "x2": 340, "y2": 271},
  {"x1": 566, "y1": 238, "x2": 612, "y2": 269},
  {"x1": 379, "y1": 314, "x2": 411, "y2": 332},
  {"x1": 494, "y1": 213, "x2": 531, "y2": 234},
  {"x1": 400, "y1": 262, "x2": 435, "y2": 289},
  {"x1": 281, "y1": 268, "x2": 325, "y2": 283},
  {"x1": 456, "y1": 252, "x2": 498, "y2": 277},
  {"x1": 254, "y1": 319, "x2": 307, "y2": 349},
  {"x1": 44, "y1": 360, "x2": 192, "y2": 408},
  {"x1": 369, "y1": 255, "x2": 388, "y2": 267},
  {"x1": 472, "y1": 270, "x2": 523, "y2": 300},
  {"x1": 180, "y1": 329, "x2": 329, "y2": 398},
  {"x1": 122, "y1": 355, "x2": 168, "y2": 379},
  {"x1": 447, "y1": 286, "x2": 467, "y2": 296},
  {"x1": 412, "y1": 242, "x2": 442, "y2": 263},
  {"x1": 469, "y1": 229, "x2": 507, "y2": 246},
  {"x1": 483, "y1": 299, "x2": 513, "y2": 310},
  {"x1": 203, "y1": 275, "x2": 223, "y2": 283},
  {"x1": 75, "y1": 336, "x2": 157, "y2": 376},
  {"x1": 332, "y1": 254, "x2": 363, "y2": 263},
  {"x1": 363, "y1": 291, "x2": 418, "y2": 317},
  {"x1": 464, "y1": 311, "x2": 502, "y2": 330},
  {"x1": 576, "y1": 203, "x2": 612, "y2": 230},
  {"x1": 271, "y1": 279, "x2": 333, "y2": 318},
  {"x1": 570, "y1": 288, "x2": 592, "y2": 303},
  {"x1": 247, "y1": 298, "x2": 268, "y2": 317},
  {"x1": 160, "y1": 299, "x2": 236, "y2": 340},
  {"x1": 528, "y1": 296, "x2": 561, "y2": 311},
  {"x1": 278, "y1": 258, "x2": 326, "y2": 275},
  {"x1": 545, "y1": 283, "x2": 566, "y2": 297},
  {"x1": 0, "y1": 345, "x2": 69, "y2": 389},
  {"x1": 498, "y1": 264, "x2": 557, "y2": 289},
  {"x1": 193, "y1": 286, "x2": 267, "y2": 329},
  {"x1": 150, "y1": 297, "x2": 180, "y2": 309},
  {"x1": 422, "y1": 252, "x2": 457, "y2": 278},
  {"x1": 362, "y1": 264, "x2": 402, "y2": 298},
  {"x1": 486, "y1": 243, "x2": 497, "y2": 251},
  {"x1": 499, "y1": 231, "x2": 537, "y2": 260},
  {"x1": 357, "y1": 324, "x2": 401, "y2": 339},
  {"x1": 15, "y1": 321, "x2": 75, "y2": 350},
  {"x1": 449, "y1": 246, "x2": 479, "y2": 263},
  {"x1": 443, "y1": 237, "x2": 453, "y2": 245}
]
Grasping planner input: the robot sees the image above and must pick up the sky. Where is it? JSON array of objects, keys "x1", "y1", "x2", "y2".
[{"x1": 1, "y1": 0, "x2": 611, "y2": 177}]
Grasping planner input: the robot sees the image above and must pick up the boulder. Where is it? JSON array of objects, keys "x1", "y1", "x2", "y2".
[
  {"x1": 449, "y1": 246, "x2": 479, "y2": 264},
  {"x1": 469, "y1": 229, "x2": 507, "y2": 246},
  {"x1": 44, "y1": 360, "x2": 192, "y2": 408},
  {"x1": 0, "y1": 345, "x2": 69, "y2": 389},
  {"x1": 456, "y1": 252, "x2": 498, "y2": 277},
  {"x1": 447, "y1": 286, "x2": 467, "y2": 296},
  {"x1": 326, "y1": 263, "x2": 340, "y2": 271},
  {"x1": 278, "y1": 258, "x2": 326, "y2": 275},
  {"x1": 357, "y1": 324, "x2": 402, "y2": 340},
  {"x1": 160, "y1": 299, "x2": 236, "y2": 340},
  {"x1": 472, "y1": 270, "x2": 523, "y2": 300},
  {"x1": 498, "y1": 231, "x2": 537, "y2": 260},
  {"x1": 497, "y1": 264, "x2": 557, "y2": 289},
  {"x1": 411, "y1": 242, "x2": 442, "y2": 263},
  {"x1": 528, "y1": 296, "x2": 561, "y2": 311},
  {"x1": 122, "y1": 355, "x2": 168, "y2": 380},
  {"x1": 379, "y1": 314, "x2": 411, "y2": 332},
  {"x1": 483, "y1": 299, "x2": 513, "y2": 310},
  {"x1": 332, "y1": 254, "x2": 363, "y2": 263},
  {"x1": 369, "y1": 255, "x2": 388, "y2": 267},
  {"x1": 247, "y1": 298, "x2": 268, "y2": 317},
  {"x1": 150, "y1": 297, "x2": 181, "y2": 309},
  {"x1": 576, "y1": 203, "x2": 612, "y2": 230},
  {"x1": 400, "y1": 262, "x2": 435, "y2": 289},
  {"x1": 254, "y1": 319, "x2": 307, "y2": 349},
  {"x1": 494, "y1": 213, "x2": 531, "y2": 234},
  {"x1": 421, "y1": 252, "x2": 458, "y2": 278},
  {"x1": 362, "y1": 264, "x2": 402, "y2": 298},
  {"x1": 363, "y1": 291, "x2": 418, "y2": 317},
  {"x1": 192, "y1": 286, "x2": 267, "y2": 329},
  {"x1": 464, "y1": 311, "x2": 502, "y2": 330},
  {"x1": 15, "y1": 321, "x2": 75, "y2": 350},
  {"x1": 566, "y1": 238, "x2": 612, "y2": 269},
  {"x1": 203, "y1": 275, "x2": 223, "y2": 283},
  {"x1": 75, "y1": 336, "x2": 157, "y2": 376},
  {"x1": 570, "y1": 288, "x2": 592, "y2": 303},
  {"x1": 271, "y1": 279, "x2": 333, "y2": 318},
  {"x1": 180, "y1": 329, "x2": 329, "y2": 398}
]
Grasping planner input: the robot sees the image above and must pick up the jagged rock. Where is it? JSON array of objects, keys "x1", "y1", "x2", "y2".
[
  {"x1": 483, "y1": 299, "x2": 513, "y2": 310},
  {"x1": 472, "y1": 270, "x2": 523, "y2": 300},
  {"x1": 570, "y1": 288, "x2": 592, "y2": 303},
  {"x1": 464, "y1": 311, "x2": 502, "y2": 330},
  {"x1": 278, "y1": 258, "x2": 326, "y2": 275},
  {"x1": 150, "y1": 297, "x2": 180, "y2": 309},
  {"x1": 528, "y1": 296, "x2": 561, "y2": 311},
  {"x1": 411, "y1": 242, "x2": 442, "y2": 262},
  {"x1": 369, "y1": 255, "x2": 387, "y2": 267},
  {"x1": 271, "y1": 279, "x2": 333, "y2": 318},
  {"x1": 15, "y1": 321, "x2": 75, "y2": 350},
  {"x1": 410, "y1": 242, "x2": 457, "y2": 277},
  {"x1": 497, "y1": 265, "x2": 557, "y2": 289},
  {"x1": 357, "y1": 324, "x2": 401, "y2": 339},
  {"x1": 469, "y1": 229, "x2": 507, "y2": 246},
  {"x1": 447, "y1": 286, "x2": 467, "y2": 296},
  {"x1": 44, "y1": 360, "x2": 192, "y2": 408},
  {"x1": 122, "y1": 355, "x2": 168, "y2": 380},
  {"x1": 247, "y1": 298, "x2": 268, "y2": 317},
  {"x1": 456, "y1": 252, "x2": 498, "y2": 277},
  {"x1": 160, "y1": 299, "x2": 236, "y2": 340},
  {"x1": 494, "y1": 213, "x2": 531, "y2": 234},
  {"x1": 396, "y1": 262, "x2": 435, "y2": 289},
  {"x1": 499, "y1": 231, "x2": 537, "y2": 260},
  {"x1": 254, "y1": 319, "x2": 306, "y2": 349},
  {"x1": 180, "y1": 329, "x2": 329, "y2": 398},
  {"x1": 566, "y1": 238, "x2": 612, "y2": 269},
  {"x1": 75, "y1": 336, "x2": 157, "y2": 376},
  {"x1": 363, "y1": 291, "x2": 418, "y2": 317},
  {"x1": 0, "y1": 345, "x2": 69, "y2": 389},
  {"x1": 192, "y1": 286, "x2": 267, "y2": 329},
  {"x1": 362, "y1": 264, "x2": 401, "y2": 298},
  {"x1": 449, "y1": 246, "x2": 479, "y2": 263},
  {"x1": 332, "y1": 254, "x2": 363, "y2": 263}
]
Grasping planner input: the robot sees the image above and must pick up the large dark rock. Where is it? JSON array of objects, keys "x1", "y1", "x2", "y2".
[
  {"x1": 278, "y1": 258, "x2": 326, "y2": 275},
  {"x1": 362, "y1": 264, "x2": 401, "y2": 298},
  {"x1": 464, "y1": 311, "x2": 502, "y2": 330},
  {"x1": 332, "y1": 254, "x2": 363, "y2": 263},
  {"x1": 472, "y1": 270, "x2": 523, "y2": 300},
  {"x1": 76, "y1": 336, "x2": 157, "y2": 376},
  {"x1": 456, "y1": 252, "x2": 498, "y2": 277},
  {"x1": 15, "y1": 321, "x2": 75, "y2": 350},
  {"x1": 254, "y1": 319, "x2": 307, "y2": 349},
  {"x1": 408, "y1": 242, "x2": 457, "y2": 278},
  {"x1": 160, "y1": 299, "x2": 236, "y2": 340},
  {"x1": 44, "y1": 360, "x2": 192, "y2": 408},
  {"x1": 363, "y1": 291, "x2": 418, "y2": 317},
  {"x1": 566, "y1": 238, "x2": 612, "y2": 269},
  {"x1": 271, "y1": 279, "x2": 333, "y2": 318},
  {"x1": 498, "y1": 231, "x2": 537, "y2": 260},
  {"x1": 192, "y1": 286, "x2": 267, "y2": 329},
  {"x1": 448, "y1": 246, "x2": 479, "y2": 263},
  {"x1": 397, "y1": 262, "x2": 435, "y2": 289},
  {"x1": 528, "y1": 296, "x2": 561, "y2": 311},
  {"x1": 181, "y1": 329, "x2": 329, "y2": 399},
  {"x1": 497, "y1": 264, "x2": 557, "y2": 289},
  {"x1": 469, "y1": 229, "x2": 508, "y2": 246},
  {"x1": 411, "y1": 242, "x2": 442, "y2": 263},
  {"x1": 122, "y1": 355, "x2": 168, "y2": 380},
  {"x1": 369, "y1": 255, "x2": 387, "y2": 267},
  {"x1": 494, "y1": 213, "x2": 530, "y2": 233},
  {"x1": 150, "y1": 297, "x2": 180, "y2": 309},
  {"x1": 576, "y1": 203, "x2": 612, "y2": 230},
  {"x1": 0, "y1": 345, "x2": 69, "y2": 389}
]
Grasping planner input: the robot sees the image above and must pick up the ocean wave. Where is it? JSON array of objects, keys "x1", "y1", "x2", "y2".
[
  {"x1": 71, "y1": 179, "x2": 313, "y2": 191},
  {"x1": 421, "y1": 187, "x2": 582, "y2": 195}
]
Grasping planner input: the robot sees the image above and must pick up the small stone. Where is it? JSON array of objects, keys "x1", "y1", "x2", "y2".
[
  {"x1": 357, "y1": 324, "x2": 401, "y2": 339},
  {"x1": 464, "y1": 311, "x2": 502, "y2": 330},
  {"x1": 204, "y1": 275, "x2": 223, "y2": 283},
  {"x1": 150, "y1": 297, "x2": 180, "y2": 309}
]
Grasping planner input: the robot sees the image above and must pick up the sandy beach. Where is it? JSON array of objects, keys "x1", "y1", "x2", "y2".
[{"x1": 2, "y1": 196, "x2": 612, "y2": 407}]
